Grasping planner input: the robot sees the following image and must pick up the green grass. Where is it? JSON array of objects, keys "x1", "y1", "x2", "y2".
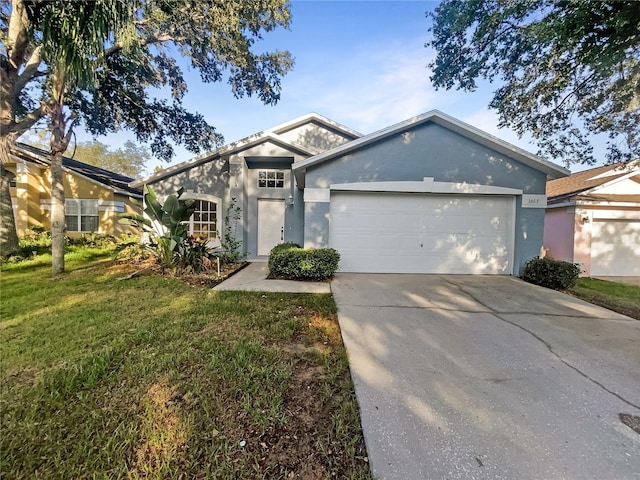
[
  {"x1": 1, "y1": 250, "x2": 371, "y2": 479},
  {"x1": 570, "y1": 278, "x2": 640, "y2": 320}
]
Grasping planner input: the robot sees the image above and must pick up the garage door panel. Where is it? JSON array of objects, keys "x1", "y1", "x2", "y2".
[
  {"x1": 591, "y1": 219, "x2": 640, "y2": 276},
  {"x1": 329, "y1": 192, "x2": 514, "y2": 274}
]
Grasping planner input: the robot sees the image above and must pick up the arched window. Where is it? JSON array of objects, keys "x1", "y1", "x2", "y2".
[{"x1": 185, "y1": 198, "x2": 219, "y2": 243}]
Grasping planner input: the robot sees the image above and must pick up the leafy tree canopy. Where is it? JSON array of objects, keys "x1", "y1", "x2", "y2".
[
  {"x1": 427, "y1": 0, "x2": 640, "y2": 165},
  {"x1": 73, "y1": 140, "x2": 150, "y2": 178},
  {"x1": 25, "y1": 131, "x2": 150, "y2": 178},
  {"x1": 2, "y1": 0, "x2": 294, "y2": 162}
]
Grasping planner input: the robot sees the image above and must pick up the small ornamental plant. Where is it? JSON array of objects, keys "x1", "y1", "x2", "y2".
[
  {"x1": 268, "y1": 243, "x2": 340, "y2": 280},
  {"x1": 521, "y1": 256, "x2": 582, "y2": 290}
]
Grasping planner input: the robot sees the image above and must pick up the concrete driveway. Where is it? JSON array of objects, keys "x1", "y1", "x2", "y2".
[{"x1": 332, "y1": 274, "x2": 640, "y2": 480}]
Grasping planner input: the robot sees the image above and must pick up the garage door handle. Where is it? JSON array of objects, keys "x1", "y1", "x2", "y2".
[{"x1": 281, "y1": 227, "x2": 284, "y2": 241}]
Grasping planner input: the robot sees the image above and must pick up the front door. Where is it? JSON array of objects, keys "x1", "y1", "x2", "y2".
[{"x1": 257, "y1": 199, "x2": 285, "y2": 256}]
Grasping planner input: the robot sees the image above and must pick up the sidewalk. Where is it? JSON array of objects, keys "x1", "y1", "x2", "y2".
[{"x1": 213, "y1": 262, "x2": 331, "y2": 294}]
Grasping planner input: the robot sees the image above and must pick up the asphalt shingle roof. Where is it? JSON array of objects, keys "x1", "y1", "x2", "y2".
[
  {"x1": 12, "y1": 143, "x2": 142, "y2": 197},
  {"x1": 546, "y1": 162, "x2": 637, "y2": 201}
]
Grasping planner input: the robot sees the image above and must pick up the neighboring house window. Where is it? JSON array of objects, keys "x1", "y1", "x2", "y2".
[
  {"x1": 187, "y1": 200, "x2": 217, "y2": 241},
  {"x1": 258, "y1": 170, "x2": 284, "y2": 188},
  {"x1": 9, "y1": 175, "x2": 17, "y2": 188},
  {"x1": 65, "y1": 199, "x2": 99, "y2": 232}
]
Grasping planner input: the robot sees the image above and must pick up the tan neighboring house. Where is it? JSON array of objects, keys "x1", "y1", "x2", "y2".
[
  {"x1": 6, "y1": 143, "x2": 142, "y2": 238},
  {"x1": 544, "y1": 162, "x2": 640, "y2": 277}
]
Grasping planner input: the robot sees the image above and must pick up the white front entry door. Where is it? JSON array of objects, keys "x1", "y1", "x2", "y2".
[{"x1": 257, "y1": 199, "x2": 285, "y2": 256}]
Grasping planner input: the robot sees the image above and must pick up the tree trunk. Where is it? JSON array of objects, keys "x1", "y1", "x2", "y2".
[
  {"x1": 0, "y1": 161, "x2": 20, "y2": 257},
  {"x1": 50, "y1": 150, "x2": 65, "y2": 274},
  {"x1": 49, "y1": 87, "x2": 68, "y2": 275}
]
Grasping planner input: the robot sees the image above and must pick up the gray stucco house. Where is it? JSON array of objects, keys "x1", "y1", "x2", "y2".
[{"x1": 132, "y1": 110, "x2": 569, "y2": 275}]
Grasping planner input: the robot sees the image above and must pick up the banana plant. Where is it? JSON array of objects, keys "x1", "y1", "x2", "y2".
[{"x1": 119, "y1": 185, "x2": 197, "y2": 266}]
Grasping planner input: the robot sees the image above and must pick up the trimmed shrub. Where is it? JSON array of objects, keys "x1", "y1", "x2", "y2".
[
  {"x1": 268, "y1": 243, "x2": 340, "y2": 280},
  {"x1": 521, "y1": 256, "x2": 582, "y2": 290}
]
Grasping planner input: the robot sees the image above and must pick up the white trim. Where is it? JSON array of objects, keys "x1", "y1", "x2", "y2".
[
  {"x1": 588, "y1": 164, "x2": 638, "y2": 181},
  {"x1": 328, "y1": 178, "x2": 522, "y2": 196},
  {"x1": 578, "y1": 201, "x2": 640, "y2": 207},
  {"x1": 63, "y1": 199, "x2": 100, "y2": 233},
  {"x1": 97, "y1": 201, "x2": 126, "y2": 213},
  {"x1": 304, "y1": 188, "x2": 331, "y2": 203},
  {"x1": 508, "y1": 197, "x2": 516, "y2": 276},
  {"x1": 180, "y1": 193, "x2": 223, "y2": 246},
  {"x1": 581, "y1": 166, "x2": 640, "y2": 196},
  {"x1": 41, "y1": 199, "x2": 127, "y2": 213}
]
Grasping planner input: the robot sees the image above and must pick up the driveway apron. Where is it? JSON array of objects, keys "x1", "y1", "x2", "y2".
[{"x1": 331, "y1": 274, "x2": 640, "y2": 480}]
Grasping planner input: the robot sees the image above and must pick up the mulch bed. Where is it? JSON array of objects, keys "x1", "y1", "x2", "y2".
[{"x1": 112, "y1": 259, "x2": 249, "y2": 288}]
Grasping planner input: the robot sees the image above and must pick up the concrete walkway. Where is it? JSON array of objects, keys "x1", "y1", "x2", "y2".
[
  {"x1": 213, "y1": 261, "x2": 331, "y2": 293},
  {"x1": 332, "y1": 274, "x2": 640, "y2": 480}
]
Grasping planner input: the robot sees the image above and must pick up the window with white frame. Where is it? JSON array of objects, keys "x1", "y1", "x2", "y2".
[
  {"x1": 258, "y1": 170, "x2": 284, "y2": 188},
  {"x1": 187, "y1": 199, "x2": 217, "y2": 241},
  {"x1": 65, "y1": 199, "x2": 99, "y2": 232}
]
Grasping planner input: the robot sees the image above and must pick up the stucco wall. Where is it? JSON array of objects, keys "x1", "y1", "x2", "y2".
[
  {"x1": 7, "y1": 162, "x2": 138, "y2": 237},
  {"x1": 303, "y1": 122, "x2": 549, "y2": 274},
  {"x1": 278, "y1": 121, "x2": 355, "y2": 154},
  {"x1": 148, "y1": 140, "x2": 307, "y2": 258},
  {"x1": 149, "y1": 158, "x2": 230, "y2": 201}
]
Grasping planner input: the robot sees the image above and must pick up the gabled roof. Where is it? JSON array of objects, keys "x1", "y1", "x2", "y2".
[
  {"x1": 10, "y1": 143, "x2": 142, "y2": 197},
  {"x1": 268, "y1": 112, "x2": 362, "y2": 140},
  {"x1": 546, "y1": 161, "x2": 639, "y2": 203},
  {"x1": 292, "y1": 110, "x2": 569, "y2": 186},
  {"x1": 132, "y1": 113, "x2": 360, "y2": 187}
]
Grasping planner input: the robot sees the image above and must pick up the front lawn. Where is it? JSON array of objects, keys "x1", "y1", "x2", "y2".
[
  {"x1": 570, "y1": 278, "x2": 640, "y2": 320},
  {"x1": 1, "y1": 252, "x2": 371, "y2": 479}
]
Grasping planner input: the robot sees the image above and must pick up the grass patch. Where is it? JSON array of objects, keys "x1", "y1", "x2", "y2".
[
  {"x1": 570, "y1": 278, "x2": 640, "y2": 320},
  {"x1": 1, "y1": 253, "x2": 371, "y2": 479}
]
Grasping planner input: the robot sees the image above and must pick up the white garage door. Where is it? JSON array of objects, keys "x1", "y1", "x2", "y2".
[
  {"x1": 329, "y1": 192, "x2": 515, "y2": 274},
  {"x1": 590, "y1": 219, "x2": 640, "y2": 276}
]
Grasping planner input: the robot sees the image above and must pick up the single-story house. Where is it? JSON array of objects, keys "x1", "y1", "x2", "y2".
[
  {"x1": 133, "y1": 110, "x2": 569, "y2": 274},
  {"x1": 7, "y1": 143, "x2": 142, "y2": 238},
  {"x1": 544, "y1": 162, "x2": 640, "y2": 276}
]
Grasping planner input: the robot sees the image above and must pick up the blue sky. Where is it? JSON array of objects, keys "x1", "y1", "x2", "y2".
[{"x1": 74, "y1": 1, "x2": 552, "y2": 174}]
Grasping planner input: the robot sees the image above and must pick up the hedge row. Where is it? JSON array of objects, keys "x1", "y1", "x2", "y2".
[{"x1": 268, "y1": 243, "x2": 340, "y2": 280}]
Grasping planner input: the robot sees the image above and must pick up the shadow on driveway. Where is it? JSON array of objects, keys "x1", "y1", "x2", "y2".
[{"x1": 332, "y1": 274, "x2": 640, "y2": 480}]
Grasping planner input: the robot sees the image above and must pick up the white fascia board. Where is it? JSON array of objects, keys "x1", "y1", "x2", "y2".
[
  {"x1": 576, "y1": 200, "x2": 640, "y2": 208},
  {"x1": 292, "y1": 110, "x2": 569, "y2": 180},
  {"x1": 132, "y1": 132, "x2": 317, "y2": 187},
  {"x1": 580, "y1": 167, "x2": 640, "y2": 196},
  {"x1": 329, "y1": 178, "x2": 522, "y2": 195}
]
